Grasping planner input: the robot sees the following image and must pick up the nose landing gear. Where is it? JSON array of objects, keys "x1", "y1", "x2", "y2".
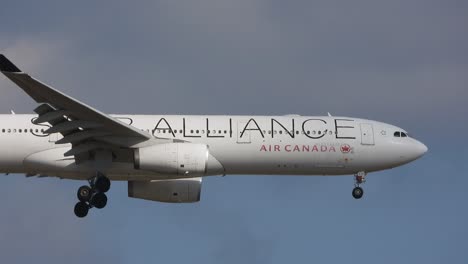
[
  {"x1": 352, "y1": 171, "x2": 366, "y2": 199},
  {"x1": 74, "y1": 172, "x2": 111, "y2": 218}
]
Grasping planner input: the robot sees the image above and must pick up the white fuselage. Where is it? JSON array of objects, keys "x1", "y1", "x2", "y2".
[{"x1": 0, "y1": 114, "x2": 427, "y2": 180}]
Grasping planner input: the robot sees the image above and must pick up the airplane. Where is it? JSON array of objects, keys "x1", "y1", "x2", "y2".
[{"x1": 0, "y1": 54, "x2": 428, "y2": 218}]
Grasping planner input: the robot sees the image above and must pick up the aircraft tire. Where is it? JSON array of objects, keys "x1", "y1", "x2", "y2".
[
  {"x1": 74, "y1": 202, "x2": 89, "y2": 218},
  {"x1": 77, "y1": 185, "x2": 92, "y2": 202},
  {"x1": 94, "y1": 176, "x2": 111, "y2": 193},
  {"x1": 90, "y1": 192, "x2": 108, "y2": 209},
  {"x1": 352, "y1": 187, "x2": 364, "y2": 199}
]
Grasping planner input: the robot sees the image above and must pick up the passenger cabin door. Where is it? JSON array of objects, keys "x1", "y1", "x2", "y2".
[
  {"x1": 360, "y1": 123, "x2": 375, "y2": 145},
  {"x1": 236, "y1": 121, "x2": 251, "y2": 144}
]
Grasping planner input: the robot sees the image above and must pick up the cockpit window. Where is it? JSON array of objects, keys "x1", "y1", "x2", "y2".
[{"x1": 394, "y1": 131, "x2": 409, "y2": 137}]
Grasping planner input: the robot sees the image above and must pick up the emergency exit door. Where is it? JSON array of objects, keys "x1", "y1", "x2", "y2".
[{"x1": 360, "y1": 123, "x2": 375, "y2": 145}]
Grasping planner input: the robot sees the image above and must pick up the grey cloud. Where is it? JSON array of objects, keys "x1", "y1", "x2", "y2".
[{"x1": 1, "y1": 0, "x2": 466, "y2": 122}]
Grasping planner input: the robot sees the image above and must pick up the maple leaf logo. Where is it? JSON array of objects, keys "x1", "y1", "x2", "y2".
[{"x1": 341, "y1": 144, "x2": 351, "y2": 153}]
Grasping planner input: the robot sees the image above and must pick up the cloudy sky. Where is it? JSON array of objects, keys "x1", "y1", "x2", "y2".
[{"x1": 0, "y1": 0, "x2": 467, "y2": 263}]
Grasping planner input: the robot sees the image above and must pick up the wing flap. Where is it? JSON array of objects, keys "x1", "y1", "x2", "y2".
[
  {"x1": 34, "y1": 103, "x2": 55, "y2": 115},
  {"x1": 33, "y1": 109, "x2": 72, "y2": 124},
  {"x1": 45, "y1": 120, "x2": 102, "y2": 134},
  {"x1": 64, "y1": 142, "x2": 113, "y2": 157},
  {"x1": 56, "y1": 130, "x2": 111, "y2": 144}
]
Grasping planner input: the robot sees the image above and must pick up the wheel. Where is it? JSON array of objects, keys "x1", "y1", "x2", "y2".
[
  {"x1": 94, "y1": 176, "x2": 111, "y2": 193},
  {"x1": 74, "y1": 202, "x2": 89, "y2": 218},
  {"x1": 90, "y1": 192, "x2": 107, "y2": 209},
  {"x1": 352, "y1": 187, "x2": 364, "y2": 199},
  {"x1": 77, "y1": 185, "x2": 92, "y2": 202}
]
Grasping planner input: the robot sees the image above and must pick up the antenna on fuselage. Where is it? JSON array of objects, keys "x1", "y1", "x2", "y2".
[
  {"x1": 10, "y1": 110, "x2": 15, "y2": 114},
  {"x1": 327, "y1": 112, "x2": 332, "y2": 117}
]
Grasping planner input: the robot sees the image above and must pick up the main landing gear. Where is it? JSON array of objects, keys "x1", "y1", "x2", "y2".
[
  {"x1": 352, "y1": 171, "x2": 366, "y2": 199},
  {"x1": 74, "y1": 172, "x2": 111, "y2": 218}
]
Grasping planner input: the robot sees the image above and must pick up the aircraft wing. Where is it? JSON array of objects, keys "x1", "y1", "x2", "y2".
[{"x1": 0, "y1": 54, "x2": 160, "y2": 160}]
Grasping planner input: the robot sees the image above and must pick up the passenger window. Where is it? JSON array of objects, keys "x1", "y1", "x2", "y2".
[{"x1": 279, "y1": 131, "x2": 283, "y2": 134}]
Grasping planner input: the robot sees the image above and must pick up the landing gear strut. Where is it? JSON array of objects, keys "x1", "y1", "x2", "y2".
[
  {"x1": 74, "y1": 172, "x2": 111, "y2": 218},
  {"x1": 352, "y1": 171, "x2": 366, "y2": 199}
]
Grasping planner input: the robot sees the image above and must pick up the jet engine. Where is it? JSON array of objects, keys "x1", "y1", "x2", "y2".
[
  {"x1": 134, "y1": 143, "x2": 224, "y2": 176},
  {"x1": 128, "y1": 178, "x2": 202, "y2": 203}
]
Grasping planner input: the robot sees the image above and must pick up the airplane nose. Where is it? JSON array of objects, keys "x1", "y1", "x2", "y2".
[
  {"x1": 414, "y1": 140, "x2": 428, "y2": 158},
  {"x1": 420, "y1": 142, "x2": 428, "y2": 154}
]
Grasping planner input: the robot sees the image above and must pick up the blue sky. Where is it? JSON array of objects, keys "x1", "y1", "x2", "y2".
[{"x1": 0, "y1": 1, "x2": 467, "y2": 263}]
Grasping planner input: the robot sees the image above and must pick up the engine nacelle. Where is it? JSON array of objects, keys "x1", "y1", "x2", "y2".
[
  {"x1": 134, "y1": 143, "x2": 224, "y2": 176},
  {"x1": 128, "y1": 178, "x2": 202, "y2": 203}
]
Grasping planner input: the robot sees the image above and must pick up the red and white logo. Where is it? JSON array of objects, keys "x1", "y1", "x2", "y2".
[{"x1": 340, "y1": 144, "x2": 351, "y2": 153}]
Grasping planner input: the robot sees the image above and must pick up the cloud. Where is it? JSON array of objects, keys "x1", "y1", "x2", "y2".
[{"x1": 1, "y1": 0, "x2": 466, "y2": 123}]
